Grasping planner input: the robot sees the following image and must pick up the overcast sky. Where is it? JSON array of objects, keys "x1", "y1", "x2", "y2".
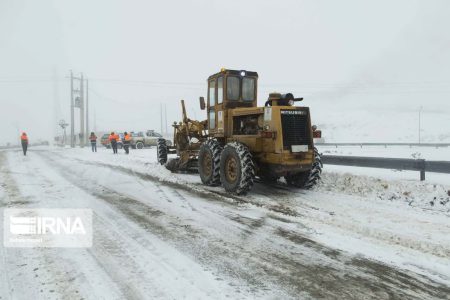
[{"x1": 1, "y1": 0, "x2": 449, "y2": 144}]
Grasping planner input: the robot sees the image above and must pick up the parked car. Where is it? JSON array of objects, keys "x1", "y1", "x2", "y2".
[
  {"x1": 100, "y1": 133, "x2": 123, "y2": 149},
  {"x1": 130, "y1": 130, "x2": 172, "y2": 149}
]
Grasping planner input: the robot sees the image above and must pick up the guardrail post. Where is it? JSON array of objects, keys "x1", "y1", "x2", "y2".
[{"x1": 418, "y1": 159, "x2": 426, "y2": 181}]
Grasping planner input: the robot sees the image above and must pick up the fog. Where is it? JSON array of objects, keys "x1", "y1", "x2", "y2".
[{"x1": 1, "y1": 0, "x2": 449, "y2": 144}]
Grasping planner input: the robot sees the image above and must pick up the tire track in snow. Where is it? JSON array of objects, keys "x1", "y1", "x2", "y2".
[
  {"x1": 40, "y1": 159, "x2": 272, "y2": 297},
  {"x1": 58, "y1": 151, "x2": 450, "y2": 270},
  {"x1": 253, "y1": 182, "x2": 450, "y2": 259},
  {"x1": 0, "y1": 152, "x2": 35, "y2": 207},
  {"x1": 50, "y1": 151, "x2": 304, "y2": 218},
  {"x1": 0, "y1": 151, "x2": 126, "y2": 300},
  {"x1": 0, "y1": 152, "x2": 13, "y2": 299},
  {"x1": 4, "y1": 151, "x2": 244, "y2": 299},
  {"x1": 38, "y1": 150, "x2": 450, "y2": 299},
  {"x1": 36, "y1": 152, "x2": 260, "y2": 299}
]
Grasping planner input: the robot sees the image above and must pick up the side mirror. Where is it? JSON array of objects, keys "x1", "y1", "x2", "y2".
[{"x1": 199, "y1": 96, "x2": 205, "y2": 110}]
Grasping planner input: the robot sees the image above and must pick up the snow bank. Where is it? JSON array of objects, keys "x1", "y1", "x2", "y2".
[{"x1": 319, "y1": 171, "x2": 450, "y2": 212}]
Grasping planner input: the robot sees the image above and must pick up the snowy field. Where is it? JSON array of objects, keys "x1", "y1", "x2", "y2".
[{"x1": 0, "y1": 145, "x2": 449, "y2": 299}]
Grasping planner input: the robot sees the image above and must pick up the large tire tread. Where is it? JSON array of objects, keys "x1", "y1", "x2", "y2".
[
  {"x1": 199, "y1": 139, "x2": 222, "y2": 186},
  {"x1": 220, "y1": 142, "x2": 255, "y2": 195},
  {"x1": 287, "y1": 146, "x2": 322, "y2": 189},
  {"x1": 157, "y1": 138, "x2": 168, "y2": 165}
]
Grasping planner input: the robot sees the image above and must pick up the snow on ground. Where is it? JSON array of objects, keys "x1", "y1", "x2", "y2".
[
  {"x1": 1, "y1": 145, "x2": 450, "y2": 299},
  {"x1": 57, "y1": 144, "x2": 450, "y2": 212},
  {"x1": 49, "y1": 147, "x2": 450, "y2": 274},
  {"x1": 0, "y1": 149, "x2": 247, "y2": 299}
]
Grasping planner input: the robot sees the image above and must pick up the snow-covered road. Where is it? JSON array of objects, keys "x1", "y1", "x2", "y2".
[{"x1": 0, "y1": 147, "x2": 449, "y2": 299}]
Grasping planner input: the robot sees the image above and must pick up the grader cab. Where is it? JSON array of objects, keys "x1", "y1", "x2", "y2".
[{"x1": 157, "y1": 68, "x2": 322, "y2": 195}]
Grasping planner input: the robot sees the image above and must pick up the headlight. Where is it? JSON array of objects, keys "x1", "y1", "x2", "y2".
[
  {"x1": 240, "y1": 71, "x2": 246, "y2": 76},
  {"x1": 288, "y1": 99, "x2": 295, "y2": 106}
]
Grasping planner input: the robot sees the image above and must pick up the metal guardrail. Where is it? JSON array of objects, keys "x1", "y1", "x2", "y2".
[
  {"x1": 316, "y1": 142, "x2": 450, "y2": 148},
  {"x1": 322, "y1": 155, "x2": 450, "y2": 181}
]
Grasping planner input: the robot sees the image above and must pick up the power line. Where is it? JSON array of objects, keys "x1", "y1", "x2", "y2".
[{"x1": 2, "y1": 76, "x2": 450, "y2": 97}]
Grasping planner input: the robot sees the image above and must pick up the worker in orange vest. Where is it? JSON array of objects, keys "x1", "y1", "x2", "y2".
[
  {"x1": 109, "y1": 132, "x2": 119, "y2": 154},
  {"x1": 114, "y1": 133, "x2": 120, "y2": 145},
  {"x1": 123, "y1": 132, "x2": 132, "y2": 154},
  {"x1": 20, "y1": 132, "x2": 28, "y2": 156},
  {"x1": 89, "y1": 132, "x2": 97, "y2": 152}
]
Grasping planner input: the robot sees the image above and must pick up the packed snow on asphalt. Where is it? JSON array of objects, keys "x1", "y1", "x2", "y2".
[{"x1": 0, "y1": 146, "x2": 449, "y2": 299}]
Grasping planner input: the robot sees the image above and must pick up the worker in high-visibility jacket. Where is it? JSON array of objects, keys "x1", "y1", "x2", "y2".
[
  {"x1": 20, "y1": 132, "x2": 28, "y2": 156},
  {"x1": 123, "y1": 132, "x2": 131, "y2": 154},
  {"x1": 109, "y1": 132, "x2": 119, "y2": 154},
  {"x1": 89, "y1": 132, "x2": 97, "y2": 152}
]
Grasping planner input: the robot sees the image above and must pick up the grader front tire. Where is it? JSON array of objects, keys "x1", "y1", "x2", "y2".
[
  {"x1": 157, "y1": 138, "x2": 168, "y2": 165},
  {"x1": 198, "y1": 139, "x2": 222, "y2": 186}
]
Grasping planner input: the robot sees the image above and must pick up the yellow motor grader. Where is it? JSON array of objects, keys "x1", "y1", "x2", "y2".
[{"x1": 157, "y1": 69, "x2": 322, "y2": 195}]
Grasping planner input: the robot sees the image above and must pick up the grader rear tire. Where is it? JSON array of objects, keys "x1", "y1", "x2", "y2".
[
  {"x1": 220, "y1": 142, "x2": 255, "y2": 195},
  {"x1": 157, "y1": 138, "x2": 168, "y2": 165},
  {"x1": 286, "y1": 147, "x2": 322, "y2": 189},
  {"x1": 198, "y1": 139, "x2": 222, "y2": 186}
]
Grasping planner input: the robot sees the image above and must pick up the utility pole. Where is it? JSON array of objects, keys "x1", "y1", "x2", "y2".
[
  {"x1": 70, "y1": 71, "x2": 75, "y2": 148},
  {"x1": 69, "y1": 70, "x2": 88, "y2": 148},
  {"x1": 80, "y1": 73, "x2": 85, "y2": 147},
  {"x1": 85, "y1": 78, "x2": 89, "y2": 144}
]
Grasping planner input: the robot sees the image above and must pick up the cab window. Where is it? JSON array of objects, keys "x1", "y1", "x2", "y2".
[
  {"x1": 242, "y1": 77, "x2": 255, "y2": 101},
  {"x1": 209, "y1": 110, "x2": 215, "y2": 129},
  {"x1": 209, "y1": 80, "x2": 215, "y2": 106},
  {"x1": 217, "y1": 77, "x2": 223, "y2": 104},
  {"x1": 227, "y1": 76, "x2": 240, "y2": 100}
]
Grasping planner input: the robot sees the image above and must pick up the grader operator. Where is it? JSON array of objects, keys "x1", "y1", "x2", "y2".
[{"x1": 157, "y1": 68, "x2": 322, "y2": 195}]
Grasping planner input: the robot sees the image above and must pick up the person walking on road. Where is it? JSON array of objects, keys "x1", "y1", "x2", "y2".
[
  {"x1": 123, "y1": 132, "x2": 131, "y2": 155},
  {"x1": 20, "y1": 132, "x2": 28, "y2": 156},
  {"x1": 109, "y1": 132, "x2": 119, "y2": 154},
  {"x1": 89, "y1": 132, "x2": 97, "y2": 152}
]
